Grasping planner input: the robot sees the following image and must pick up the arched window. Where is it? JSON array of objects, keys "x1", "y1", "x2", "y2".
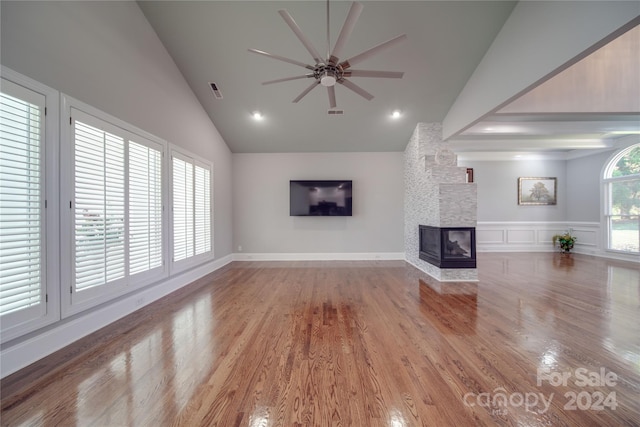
[{"x1": 603, "y1": 144, "x2": 640, "y2": 253}]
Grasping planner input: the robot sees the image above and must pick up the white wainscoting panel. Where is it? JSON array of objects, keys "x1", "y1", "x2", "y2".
[
  {"x1": 477, "y1": 222, "x2": 600, "y2": 254},
  {"x1": 476, "y1": 229, "x2": 505, "y2": 244},
  {"x1": 506, "y1": 229, "x2": 536, "y2": 244},
  {"x1": 571, "y1": 226, "x2": 599, "y2": 248}
]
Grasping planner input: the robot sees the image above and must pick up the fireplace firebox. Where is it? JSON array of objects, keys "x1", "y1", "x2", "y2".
[{"x1": 419, "y1": 225, "x2": 476, "y2": 269}]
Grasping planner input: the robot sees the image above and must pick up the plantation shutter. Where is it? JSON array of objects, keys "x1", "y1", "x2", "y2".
[
  {"x1": 194, "y1": 165, "x2": 211, "y2": 255},
  {"x1": 172, "y1": 156, "x2": 193, "y2": 262},
  {"x1": 172, "y1": 153, "x2": 212, "y2": 265},
  {"x1": 129, "y1": 140, "x2": 163, "y2": 275},
  {"x1": 0, "y1": 83, "x2": 45, "y2": 316},
  {"x1": 73, "y1": 118, "x2": 125, "y2": 292}
]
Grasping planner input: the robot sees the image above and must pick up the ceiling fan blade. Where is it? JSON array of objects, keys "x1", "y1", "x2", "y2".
[
  {"x1": 262, "y1": 74, "x2": 314, "y2": 85},
  {"x1": 293, "y1": 81, "x2": 320, "y2": 103},
  {"x1": 248, "y1": 48, "x2": 314, "y2": 70},
  {"x1": 344, "y1": 70, "x2": 404, "y2": 78},
  {"x1": 328, "y1": 86, "x2": 337, "y2": 109},
  {"x1": 278, "y1": 10, "x2": 323, "y2": 64},
  {"x1": 339, "y1": 79, "x2": 374, "y2": 101},
  {"x1": 340, "y1": 34, "x2": 407, "y2": 70},
  {"x1": 329, "y1": 1, "x2": 364, "y2": 64}
]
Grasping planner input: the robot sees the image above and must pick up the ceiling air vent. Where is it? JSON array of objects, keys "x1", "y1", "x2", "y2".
[
  {"x1": 327, "y1": 110, "x2": 344, "y2": 115},
  {"x1": 209, "y1": 82, "x2": 223, "y2": 99}
]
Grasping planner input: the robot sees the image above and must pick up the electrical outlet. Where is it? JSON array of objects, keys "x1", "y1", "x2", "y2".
[{"x1": 238, "y1": 245, "x2": 243, "y2": 252}]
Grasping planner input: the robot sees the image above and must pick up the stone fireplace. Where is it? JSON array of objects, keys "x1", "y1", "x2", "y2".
[{"x1": 404, "y1": 123, "x2": 478, "y2": 281}]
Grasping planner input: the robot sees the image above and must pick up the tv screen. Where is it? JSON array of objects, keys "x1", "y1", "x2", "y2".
[{"x1": 290, "y1": 180, "x2": 353, "y2": 216}]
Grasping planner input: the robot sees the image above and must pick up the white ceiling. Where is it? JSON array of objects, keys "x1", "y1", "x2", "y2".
[{"x1": 138, "y1": 1, "x2": 640, "y2": 154}]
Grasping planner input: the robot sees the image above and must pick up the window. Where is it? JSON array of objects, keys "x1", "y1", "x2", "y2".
[
  {"x1": 1, "y1": 70, "x2": 59, "y2": 343},
  {"x1": 603, "y1": 143, "x2": 640, "y2": 254},
  {"x1": 62, "y1": 98, "x2": 166, "y2": 314},
  {"x1": 171, "y1": 151, "x2": 212, "y2": 270}
]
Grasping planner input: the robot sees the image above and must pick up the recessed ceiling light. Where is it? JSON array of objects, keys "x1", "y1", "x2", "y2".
[
  {"x1": 252, "y1": 111, "x2": 263, "y2": 121},
  {"x1": 391, "y1": 110, "x2": 401, "y2": 119}
]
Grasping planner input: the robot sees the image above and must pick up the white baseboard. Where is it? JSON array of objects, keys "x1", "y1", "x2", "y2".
[
  {"x1": 233, "y1": 252, "x2": 405, "y2": 261},
  {"x1": 0, "y1": 254, "x2": 233, "y2": 379}
]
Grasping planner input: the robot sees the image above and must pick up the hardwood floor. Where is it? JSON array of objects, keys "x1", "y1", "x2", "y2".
[{"x1": 2, "y1": 253, "x2": 639, "y2": 426}]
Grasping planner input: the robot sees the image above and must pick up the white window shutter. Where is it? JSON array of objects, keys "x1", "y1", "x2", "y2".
[
  {"x1": 74, "y1": 120, "x2": 125, "y2": 291},
  {"x1": 172, "y1": 156, "x2": 194, "y2": 262},
  {"x1": 194, "y1": 165, "x2": 211, "y2": 255},
  {"x1": 172, "y1": 153, "x2": 211, "y2": 267},
  {"x1": 0, "y1": 86, "x2": 44, "y2": 316},
  {"x1": 64, "y1": 100, "x2": 167, "y2": 315},
  {"x1": 129, "y1": 140, "x2": 163, "y2": 275}
]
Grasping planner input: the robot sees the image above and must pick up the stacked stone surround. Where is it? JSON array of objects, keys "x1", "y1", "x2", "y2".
[{"x1": 404, "y1": 123, "x2": 478, "y2": 281}]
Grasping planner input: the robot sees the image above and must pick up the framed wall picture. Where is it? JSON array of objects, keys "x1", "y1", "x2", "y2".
[{"x1": 518, "y1": 177, "x2": 557, "y2": 205}]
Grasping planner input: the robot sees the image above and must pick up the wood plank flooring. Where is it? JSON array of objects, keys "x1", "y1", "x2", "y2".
[{"x1": 2, "y1": 253, "x2": 640, "y2": 426}]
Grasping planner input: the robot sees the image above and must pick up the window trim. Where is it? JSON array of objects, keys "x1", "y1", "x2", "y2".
[
  {"x1": 0, "y1": 66, "x2": 60, "y2": 343},
  {"x1": 60, "y1": 94, "x2": 169, "y2": 318},
  {"x1": 169, "y1": 147, "x2": 214, "y2": 275},
  {"x1": 601, "y1": 140, "x2": 640, "y2": 255}
]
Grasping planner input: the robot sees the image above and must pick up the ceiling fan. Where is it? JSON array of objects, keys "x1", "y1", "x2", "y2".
[{"x1": 248, "y1": 0, "x2": 407, "y2": 109}]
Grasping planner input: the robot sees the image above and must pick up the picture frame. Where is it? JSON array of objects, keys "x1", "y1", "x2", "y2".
[{"x1": 518, "y1": 177, "x2": 557, "y2": 205}]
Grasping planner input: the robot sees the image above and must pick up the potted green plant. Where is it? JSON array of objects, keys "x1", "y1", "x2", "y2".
[{"x1": 552, "y1": 232, "x2": 577, "y2": 253}]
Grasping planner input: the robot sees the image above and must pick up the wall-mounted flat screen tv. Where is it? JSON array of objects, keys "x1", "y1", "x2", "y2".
[{"x1": 290, "y1": 180, "x2": 353, "y2": 216}]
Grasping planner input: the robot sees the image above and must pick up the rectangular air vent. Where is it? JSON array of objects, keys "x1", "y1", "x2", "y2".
[
  {"x1": 327, "y1": 110, "x2": 344, "y2": 115},
  {"x1": 209, "y1": 82, "x2": 223, "y2": 99}
]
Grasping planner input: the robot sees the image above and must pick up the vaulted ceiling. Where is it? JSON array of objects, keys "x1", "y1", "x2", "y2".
[{"x1": 138, "y1": 1, "x2": 640, "y2": 154}]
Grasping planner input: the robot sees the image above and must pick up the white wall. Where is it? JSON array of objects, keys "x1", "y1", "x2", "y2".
[
  {"x1": 459, "y1": 159, "x2": 567, "y2": 222},
  {"x1": 458, "y1": 139, "x2": 637, "y2": 224},
  {"x1": 232, "y1": 152, "x2": 404, "y2": 258},
  {"x1": 566, "y1": 150, "x2": 613, "y2": 222},
  {"x1": 1, "y1": 0, "x2": 233, "y2": 257}
]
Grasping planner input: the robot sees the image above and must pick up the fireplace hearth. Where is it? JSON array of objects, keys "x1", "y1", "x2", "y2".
[{"x1": 419, "y1": 225, "x2": 476, "y2": 269}]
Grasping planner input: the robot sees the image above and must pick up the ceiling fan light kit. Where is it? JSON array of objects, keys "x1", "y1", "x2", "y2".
[
  {"x1": 320, "y1": 71, "x2": 337, "y2": 87},
  {"x1": 249, "y1": 0, "x2": 406, "y2": 109}
]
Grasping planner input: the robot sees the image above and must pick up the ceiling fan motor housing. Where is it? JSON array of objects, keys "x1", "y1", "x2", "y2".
[{"x1": 315, "y1": 63, "x2": 344, "y2": 87}]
